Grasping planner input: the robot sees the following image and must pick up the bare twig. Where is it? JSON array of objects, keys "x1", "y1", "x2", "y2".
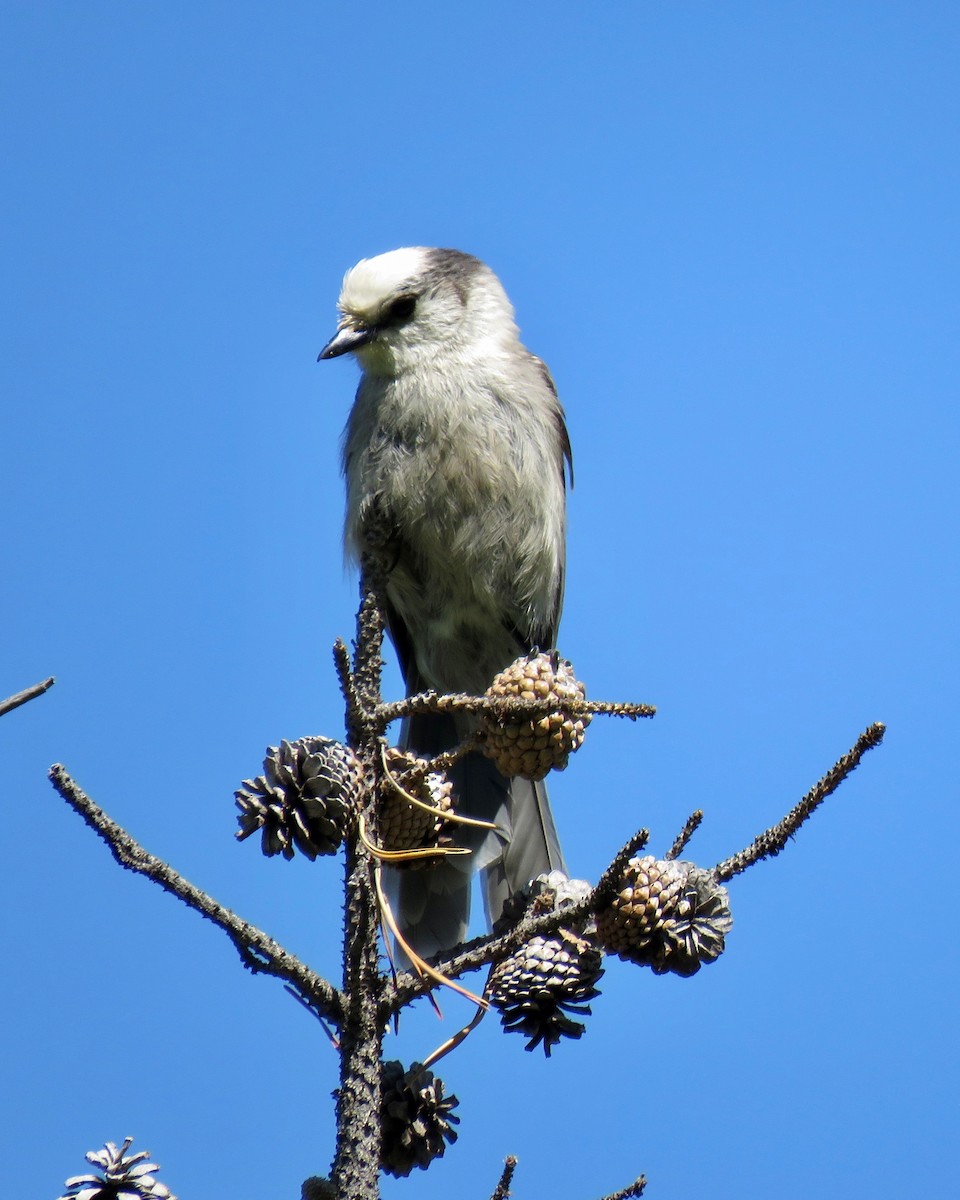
[
  {"x1": 581, "y1": 699, "x2": 657, "y2": 720},
  {"x1": 0, "y1": 676, "x2": 55, "y2": 718},
  {"x1": 665, "y1": 809, "x2": 704, "y2": 860},
  {"x1": 47, "y1": 764, "x2": 345, "y2": 1027},
  {"x1": 714, "y1": 722, "x2": 886, "y2": 882},
  {"x1": 333, "y1": 638, "x2": 362, "y2": 733},
  {"x1": 377, "y1": 690, "x2": 656, "y2": 731},
  {"x1": 285, "y1": 984, "x2": 341, "y2": 1050},
  {"x1": 425, "y1": 737, "x2": 482, "y2": 774},
  {"x1": 491, "y1": 1155, "x2": 518, "y2": 1200},
  {"x1": 596, "y1": 1174, "x2": 647, "y2": 1200},
  {"x1": 591, "y1": 827, "x2": 651, "y2": 911}
]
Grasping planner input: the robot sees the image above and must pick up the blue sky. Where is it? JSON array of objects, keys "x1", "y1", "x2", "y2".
[{"x1": 2, "y1": 3, "x2": 957, "y2": 1197}]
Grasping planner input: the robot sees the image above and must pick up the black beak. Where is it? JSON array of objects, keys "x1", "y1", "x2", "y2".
[{"x1": 318, "y1": 324, "x2": 375, "y2": 361}]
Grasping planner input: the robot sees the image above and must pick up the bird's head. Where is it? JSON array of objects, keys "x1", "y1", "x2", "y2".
[{"x1": 318, "y1": 247, "x2": 518, "y2": 375}]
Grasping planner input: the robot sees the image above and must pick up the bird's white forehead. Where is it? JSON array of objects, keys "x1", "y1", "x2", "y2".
[{"x1": 339, "y1": 247, "x2": 429, "y2": 314}]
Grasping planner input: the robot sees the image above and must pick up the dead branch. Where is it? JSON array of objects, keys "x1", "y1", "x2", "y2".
[
  {"x1": 333, "y1": 638, "x2": 363, "y2": 734},
  {"x1": 47, "y1": 764, "x2": 345, "y2": 1027},
  {"x1": 665, "y1": 809, "x2": 704, "y2": 860},
  {"x1": 0, "y1": 676, "x2": 55, "y2": 718},
  {"x1": 376, "y1": 690, "x2": 656, "y2": 733},
  {"x1": 596, "y1": 1174, "x2": 647, "y2": 1200},
  {"x1": 714, "y1": 722, "x2": 886, "y2": 882}
]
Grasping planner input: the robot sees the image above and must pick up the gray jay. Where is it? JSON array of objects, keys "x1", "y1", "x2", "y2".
[{"x1": 319, "y1": 247, "x2": 571, "y2": 956}]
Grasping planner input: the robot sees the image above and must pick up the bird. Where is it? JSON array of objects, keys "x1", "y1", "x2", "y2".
[{"x1": 319, "y1": 247, "x2": 572, "y2": 956}]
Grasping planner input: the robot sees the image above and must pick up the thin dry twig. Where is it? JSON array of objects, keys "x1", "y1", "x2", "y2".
[
  {"x1": 0, "y1": 676, "x2": 55, "y2": 718},
  {"x1": 490, "y1": 1155, "x2": 518, "y2": 1200},
  {"x1": 284, "y1": 984, "x2": 341, "y2": 1050},
  {"x1": 596, "y1": 1174, "x2": 647, "y2": 1200},
  {"x1": 665, "y1": 809, "x2": 704, "y2": 860},
  {"x1": 714, "y1": 722, "x2": 886, "y2": 882},
  {"x1": 47, "y1": 764, "x2": 345, "y2": 1027}
]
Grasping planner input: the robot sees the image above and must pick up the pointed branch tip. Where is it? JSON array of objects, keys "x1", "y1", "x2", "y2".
[
  {"x1": 0, "y1": 676, "x2": 55, "y2": 718},
  {"x1": 714, "y1": 721, "x2": 886, "y2": 882},
  {"x1": 491, "y1": 1155, "x2": 518, "y2": 1200}
]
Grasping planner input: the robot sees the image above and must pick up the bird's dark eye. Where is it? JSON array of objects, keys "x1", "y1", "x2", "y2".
[{"x1": 384, "y1": 294, "x2": 417, "y2": 325}]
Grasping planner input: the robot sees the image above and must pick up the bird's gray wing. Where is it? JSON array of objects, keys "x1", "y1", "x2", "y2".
[
  {"x1": 526, "y1": 353, "x2": 571, "y2": 648},
  {"x1": 530, "y1": 353, "x2": 573, "y2": 490}
]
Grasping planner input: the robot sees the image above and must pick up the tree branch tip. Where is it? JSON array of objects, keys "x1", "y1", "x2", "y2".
[
  {"x1": 491, "y1": 1154, "x2": 519, "y2": 1200},
  {"x1": 597, "y1": 1173, "x2": 648, "y2": 1200},
  {"x1": 712, "y1": 719, "x2": 889, "y2": 882},
  {"x1": 0, "y1": 676, "x2": 56, "y2": 718}
]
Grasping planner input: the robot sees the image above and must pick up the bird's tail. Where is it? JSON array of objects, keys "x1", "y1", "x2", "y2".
[{"x1": 386, "y1": 707, "x2": 566, "y2": 959}]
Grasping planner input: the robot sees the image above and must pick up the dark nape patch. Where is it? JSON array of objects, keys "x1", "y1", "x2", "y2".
[{"x1": 425, "y1": 248, "x2": 484, "y2": 304}]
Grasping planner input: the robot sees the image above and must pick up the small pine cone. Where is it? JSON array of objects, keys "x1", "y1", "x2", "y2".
[
  {"x1": 380, "y1": 1060, "x2": 460, "y2": 1177},
  {"x1": 58, "y1": 1137, "x2": 176, "y2": 1200},
  {"x1": 378, "y1": 748, "x2": 453, "y2": 854},
  {"x1": 481, "y1": 651, "x2": 591, "y2": 780},
  {"x1": 487, "y1": 927, "x2": 604, "y2": 1055},
  {"x1": 235, "y1": 737, "x2": 362, "y2": 860},
  {"x1": 597, "y1": 857, "x2": 733, "y2": 976}
]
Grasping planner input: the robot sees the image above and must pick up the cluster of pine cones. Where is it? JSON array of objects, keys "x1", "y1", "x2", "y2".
[
  {"x1": 233, "y1": 651, "x2": 593, "y2": 864},
  {"x1": 233, "y1": 652, "x2": 733, "y2": 1177},
  {"x1": 486, "y1": 861, "x2": 731, "y2": 1056}
]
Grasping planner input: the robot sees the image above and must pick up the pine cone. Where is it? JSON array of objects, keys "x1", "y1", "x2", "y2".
[
  {"x1": 377, "y1": 748, "x2": 453, "y2": 855},
  {"x1": 481, "y1": 651, "x2": 591, "y2": 780},
  {"x1": 235, "y1": 737, "x2": 362, "y2": 860},
  {"x1": 488, "y1": 869, "x2": 602, "y2": 1055},
  {"x1": 597, "y1": 857, "x2": 733, "y2": 975},
  {"x1": 58, "y1": 1137, "x2": 176, "y2": 1200},
  {"x1": 657, "y1": 863, "x2": 733, "y2": 976},
  {"x1": 487, "y1": 928, "x2": 604, "y2": 1056},
  {"x1": 380, "y1": 1060, "x2": 460, "y2": 1177}
]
